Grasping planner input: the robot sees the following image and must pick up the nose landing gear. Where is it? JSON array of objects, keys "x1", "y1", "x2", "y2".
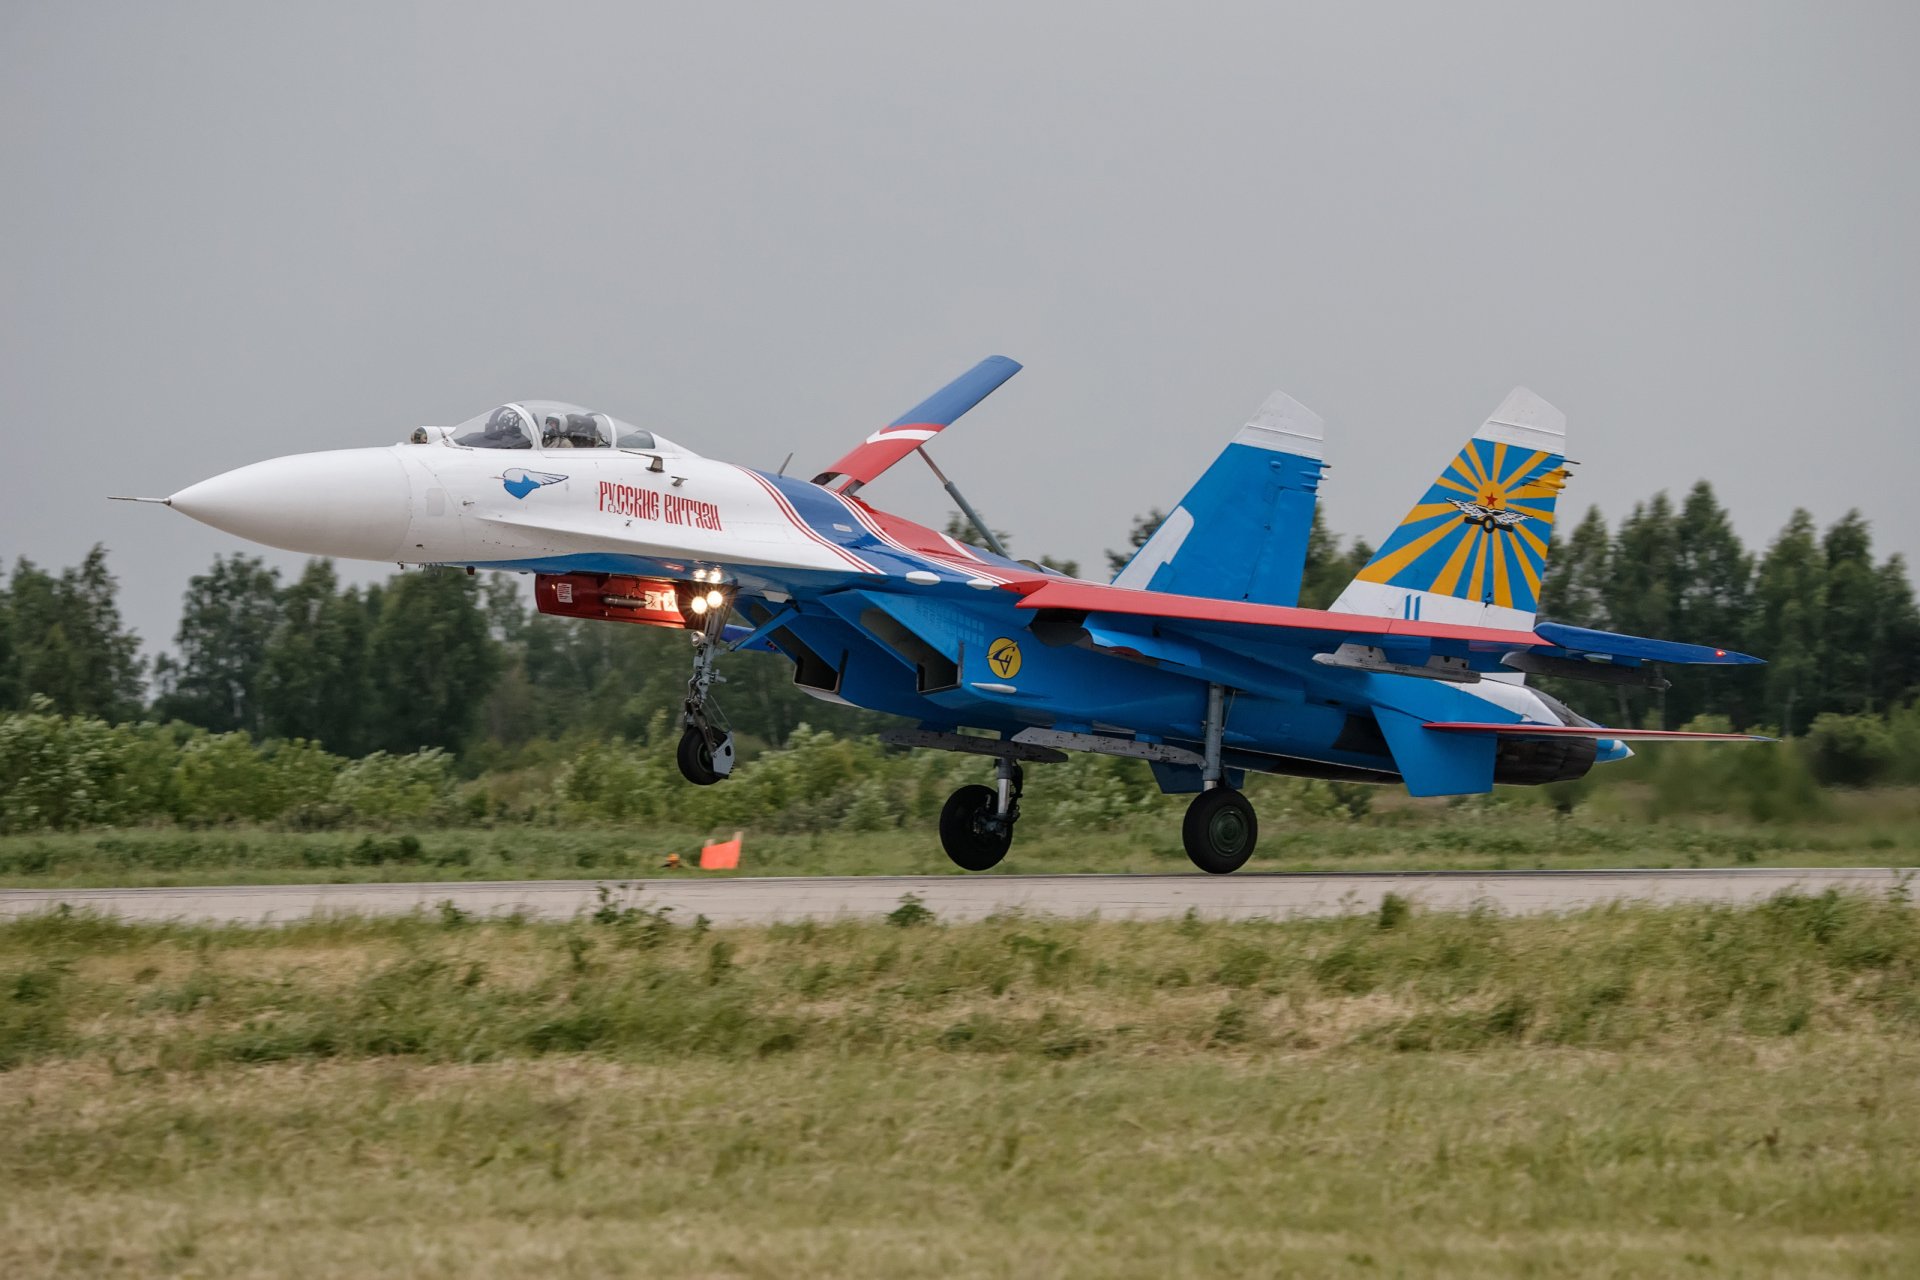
[
  {"x1": 676, "y1": 615, "x2": 736, "y2": 787},
  {"x1": 939, "y1": 759, "x2": 1022, "y2": 871}
]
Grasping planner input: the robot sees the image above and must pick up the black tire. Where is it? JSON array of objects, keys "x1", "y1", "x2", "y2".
[
  {"x1": 939, "y1": 784, "x2": 1013, "y2": 871},
  {"x1": 677, "y1": 727, "x2": 722, "y2": 786},
  {"x1": 1182, "y1": 787, "x2": 1258, "y2": 874}
]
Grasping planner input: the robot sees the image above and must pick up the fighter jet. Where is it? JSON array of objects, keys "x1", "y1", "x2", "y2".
[{"x1": 127, "y1": 357, "x2": 1765, "y2": 874}]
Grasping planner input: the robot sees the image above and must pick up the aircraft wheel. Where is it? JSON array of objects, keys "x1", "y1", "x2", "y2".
[
  {"x1": 1182, "y1": 787, "x2": 1258, "y2": 874},
  {"x1": 676, "y1": 727, "x2": 723, "y2": 786},
  {"x1": 939, "y1": 784, "x2": 1013, "y2": 871}
]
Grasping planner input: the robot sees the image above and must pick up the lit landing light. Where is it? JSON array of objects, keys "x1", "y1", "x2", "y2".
[
  {"x1": 690, "y1": 596, "x2": 709, "y2": 616},
  {"x1": 168, "y1": 450, "x2": 414, "y2": 561},
  {"x1": 705, "y1": 590, "x2": 725, "y2": 609}
]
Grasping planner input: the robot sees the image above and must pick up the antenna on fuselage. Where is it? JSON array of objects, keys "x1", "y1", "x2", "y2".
[
  {"x1": 777, "y1": 451, "x2": 793, "y2": 477},
  {"x1": 915, "y1": 446, "x2": 1010, "y2": 559}
]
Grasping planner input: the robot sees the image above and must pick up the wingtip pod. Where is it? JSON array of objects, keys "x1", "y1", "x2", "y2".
[
  {"x1": 1233, "y1": 390, "x2": 1325, "y2": 461},
  {"x1": 1477, "y1": 386, "x2": 1566, "y2": 454}
]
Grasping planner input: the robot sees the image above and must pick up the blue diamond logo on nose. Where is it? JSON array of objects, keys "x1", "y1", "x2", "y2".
[{"x1": 502, "y1": 469, "x2": 568, "y2": 499}]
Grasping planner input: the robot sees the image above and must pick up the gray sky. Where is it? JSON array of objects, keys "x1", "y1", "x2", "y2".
[{"x1": 4, "y1": 1, "x2": 1916, "y2": 658}]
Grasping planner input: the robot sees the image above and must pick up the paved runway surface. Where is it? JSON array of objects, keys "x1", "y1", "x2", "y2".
[{"x1": 0, "y1": 868, "x2": 1909, "y2": 927}]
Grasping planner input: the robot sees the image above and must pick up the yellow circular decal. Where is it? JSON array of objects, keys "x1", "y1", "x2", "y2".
[{"x1": 986, "y1": 636, "x2": 1023, "y2": 679}]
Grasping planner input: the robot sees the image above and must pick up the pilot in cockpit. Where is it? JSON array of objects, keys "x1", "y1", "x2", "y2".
[{"x1": 542, "y1": 413, "x2": 609, "y2": 449}]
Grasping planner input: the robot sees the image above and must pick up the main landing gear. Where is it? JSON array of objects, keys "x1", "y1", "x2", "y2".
[
  {"x1": 675, "y1": 611, "x2": 736, "y2": 787},
  {"x1": 1182, "y1": 787, "x2": 1258, "y2": 875},
  {"x1": 1180, "y1": 681, "x2": 1258, "y2": 874}
]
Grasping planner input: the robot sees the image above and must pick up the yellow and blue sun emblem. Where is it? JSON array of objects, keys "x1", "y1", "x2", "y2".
[{"x1": 1355, "y1": 438, "x2": 1568, "y2": 612}]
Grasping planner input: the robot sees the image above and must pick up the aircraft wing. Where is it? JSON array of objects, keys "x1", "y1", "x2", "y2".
[
  {"x1": 1011, "y1": 578, "x2": 1762, "y2": 672},
  {"x1": 813, "y1": 356, "x2": 1022, "y2": 492}
]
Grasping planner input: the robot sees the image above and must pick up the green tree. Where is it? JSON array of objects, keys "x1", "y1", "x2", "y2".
[
  {"x1": 941, "y1": 511, "x2": 1011, "y2": 554},
  {"x1": 1869, "y1": 555, "x2": 1920, "y2": 714},
  {"x1": 1298, "y1": 507, "x2": 1372, "y2": 610},
  {"x1": 1668, "y1": 483, "x2": 1754, "y2": 727},
  {"x1": 259, "y1": 560, "x2": 374, "y2": 753},
  {"x1": 1750, "y1": 510, "x2": 1826, "y2": 735},
  {"x1": 1036, "y1": 555, "x2": 1081, "y2": 578},
  {"x1": 1538, "y1": 506, "x2": 1611, "y2": 629},
  {"x1": 1605, "y1": 496, "x2": 1680, "y2": 726},
  {"x1": 153, "y1": 555, "x2": 283, "y2": 735},
  {"x1": 5, "y1": 548, "x2": 144, "y2": 720},
  {"x1": 1105, "y1": 509, "x2": 1167, "y2": 578},
  {"x1": 1819, "y1": 512, "x2": 1878, "y2": 716},
  {"x1": 365, "y1": 568, "x2": 500, "y2": 754},
  {"x1": 0, "y1": 571, "x2": 15, "y2": 711}
]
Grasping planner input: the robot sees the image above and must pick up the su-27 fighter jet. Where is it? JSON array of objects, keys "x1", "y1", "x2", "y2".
[{"x1": 126, "y1": 357, "x2": 1767, "y2": 874}]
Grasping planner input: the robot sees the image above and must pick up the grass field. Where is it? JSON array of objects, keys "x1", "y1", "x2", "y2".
[
  {"x1": 4, "y1": 786, "x2": 1920, "y2": 889},
  {"x1": 3, "y1": 892, "x2": 1917, "y2": 1276}
]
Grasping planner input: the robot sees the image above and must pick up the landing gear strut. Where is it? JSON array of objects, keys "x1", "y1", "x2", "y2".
[
  {"x1": 676, "y1": 612, "x2": 735, "y2": 787},
  {"x1": 1181, "y1": 680, "x2": 1259, "y2": 874},
  {"x1": 939, "y1": 758, "x2": 1022, "y2": 871}
]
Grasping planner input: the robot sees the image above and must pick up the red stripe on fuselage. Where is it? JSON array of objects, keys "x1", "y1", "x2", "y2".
[
  {"x1": 733, "y1": 467, "x2": 879, "y2": 574},
  {"x1": 834, "y1": 495, "x2": 1016, "y2": 584}
]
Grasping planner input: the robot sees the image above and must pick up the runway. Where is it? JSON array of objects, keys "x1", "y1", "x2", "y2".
[{"x1": 0, "y1": 867, "x2": 1909, "y2": 927}]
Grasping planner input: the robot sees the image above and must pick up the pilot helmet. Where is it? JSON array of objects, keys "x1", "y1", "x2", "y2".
[{"x1": 486, "y1": 406, "x2": 523, "y2": 437}]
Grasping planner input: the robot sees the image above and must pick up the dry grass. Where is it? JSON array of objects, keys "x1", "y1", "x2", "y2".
[
  {"x1": 5, "y1": 788, "x2": 1920, "y2": 890},
  {"x1": 2, "y1": 895, "x2": 1918, "y2": 1276}
]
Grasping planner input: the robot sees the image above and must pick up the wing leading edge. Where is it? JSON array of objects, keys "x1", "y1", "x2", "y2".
[{"x1": 1012, "y1": 578, "x2": 1762, "y2": 670}]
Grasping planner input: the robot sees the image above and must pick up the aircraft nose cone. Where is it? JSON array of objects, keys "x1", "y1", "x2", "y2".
[{"x1": 170, "y1": 449, "x2": 414, "y2": 561}]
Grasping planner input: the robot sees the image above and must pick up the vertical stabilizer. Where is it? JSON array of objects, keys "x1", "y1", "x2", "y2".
[
  {"x1": 1331, "y1": 388, "x2": 1569, "y2": 632},
  {"x1": 1113, "y1": 391, "x2": 1326, "y2": 607}
]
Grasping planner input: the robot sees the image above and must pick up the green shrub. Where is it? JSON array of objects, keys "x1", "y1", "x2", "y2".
[
  {"x1": 0, "y1": 703, "x2": 138, "y2": 832},
  {"x1": 1805, "y1": 713, "x2": 1898, "y2": 787},
  {"x1": 171, "y1": 733, "x2": 286, "y2": 824},
  {"x1": 332, "y1": 749, "x2": 455, "y2": 823}
]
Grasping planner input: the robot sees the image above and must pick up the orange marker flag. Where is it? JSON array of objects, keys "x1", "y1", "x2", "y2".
[{"x1": 699, "y1": 831, "x2": 742, "y2": 870}]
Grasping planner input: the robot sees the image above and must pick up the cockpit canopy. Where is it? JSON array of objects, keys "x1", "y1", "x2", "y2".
[{"x1": 449, "y1": 401, "x2": 683, "y2": 454}]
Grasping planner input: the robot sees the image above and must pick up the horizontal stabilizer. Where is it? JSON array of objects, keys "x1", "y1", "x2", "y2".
[
  {"x1": 1531, "y1": 621, "x2": 1762, "y2": 667},
  {"x1": 1424, "y1": 722, "x2": 1774, "y2": 742}
]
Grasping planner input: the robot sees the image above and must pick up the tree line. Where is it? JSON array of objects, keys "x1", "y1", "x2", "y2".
[{"x1": 1, "y1": 481, "x2": 1915, "y2": 757}]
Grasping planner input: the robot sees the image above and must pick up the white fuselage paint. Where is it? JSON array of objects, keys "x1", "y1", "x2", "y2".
[{"x1": 170, "y1": 438, "x2": 866, "y2": 579}]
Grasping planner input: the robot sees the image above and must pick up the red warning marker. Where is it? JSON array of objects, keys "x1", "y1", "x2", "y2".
[{"x1": 699, "y1": 831, "x2": 743, "y2": 870}]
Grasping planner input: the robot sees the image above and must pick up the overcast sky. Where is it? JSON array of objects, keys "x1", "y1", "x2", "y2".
[{"x1": 4, "y1": 1, "x2": 1916, "y2": 657}]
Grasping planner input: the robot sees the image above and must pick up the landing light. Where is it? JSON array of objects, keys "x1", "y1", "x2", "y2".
[
  {"x1": 706, "y1": 590, "x2": 725, "y2": 608},
  {"x1": 690, "y1": 596, "x2": 709, "y2": 616}
]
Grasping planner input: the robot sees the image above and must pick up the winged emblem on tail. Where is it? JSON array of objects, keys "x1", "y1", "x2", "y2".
[{"x1": 1447, "y1": 498, "x2": 1528, "y2": 531}]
